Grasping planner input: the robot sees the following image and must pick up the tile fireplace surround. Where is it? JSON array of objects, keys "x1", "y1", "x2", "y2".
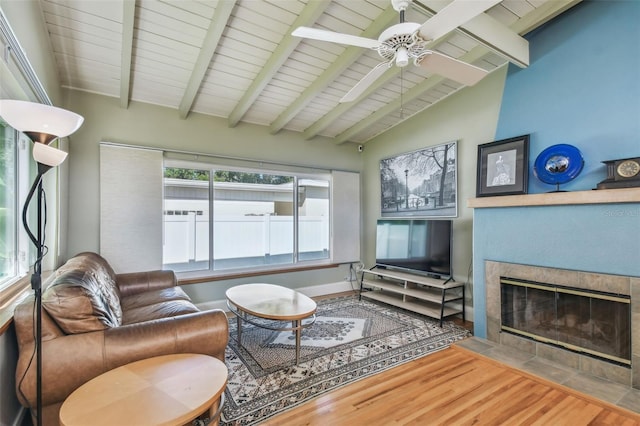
[{"x1": 485, "y1": 261, "x2": 640, "y2": 389}]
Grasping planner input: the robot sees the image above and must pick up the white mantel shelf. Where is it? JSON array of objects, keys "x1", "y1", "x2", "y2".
[{"x1": 467, "y1": 187, "x2": 640, "y2": 208}]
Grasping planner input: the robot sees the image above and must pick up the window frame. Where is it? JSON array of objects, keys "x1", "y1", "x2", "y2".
[
  {"x1": 0, "y1": 8, "x2": 59, "y2": 306},
  {"x1": 0, "y1": 122, "x2": 32, "y2": 292},
  {"x1": 162, "y1": 161, "x2": 332, "y2": 276}
]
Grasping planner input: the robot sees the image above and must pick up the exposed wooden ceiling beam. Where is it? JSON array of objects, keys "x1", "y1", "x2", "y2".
[
  {"x1": 458, "y1": 14, "x2": 529, "y2": 68},
  {"x1": 178, "y1": 0, "x2": 237, "y2": 119},
  {"x1": 467, "y1": 0, "x2": 582, "y2": 69},
  {"x1": 415, "y1": 0, "x2": 529, "y2": 68},
  {"x1": 119, "y1": 0, "x2": 135, "y2": 109},
  {"x1": 334, "y1": 46, "x2": 490, "y2": 144},
  {"x1": 513, "y1": 0, "x2": 583, "y2": 36},
  {"x1": 268, "y1": 5, "x2": 398, "y2": 135},
  {"x1": 227, "y1": 1, "x2": 330, "y2": 128}
]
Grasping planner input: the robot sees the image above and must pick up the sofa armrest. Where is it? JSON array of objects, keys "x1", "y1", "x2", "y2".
[
  {"x1": 116, "y1": 270, "x2": 177, "y2": 297},
  {"x1": 105, "y1": 309, "x2": 228, "y2": 365},
  {"x1": 16, "y1": 309, "x2": 228, "y2": 409}
]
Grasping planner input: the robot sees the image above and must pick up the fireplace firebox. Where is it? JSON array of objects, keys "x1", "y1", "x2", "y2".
[{"x1": 500, "y1": 277, "x2": 631, "y2": 365}]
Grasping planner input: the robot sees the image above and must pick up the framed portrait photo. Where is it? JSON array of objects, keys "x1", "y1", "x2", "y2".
[{"x1": 476, "y1": 135, "x2": 529, "y2": 197}]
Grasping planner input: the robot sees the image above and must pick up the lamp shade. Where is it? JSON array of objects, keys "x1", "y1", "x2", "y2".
[
  {"x1": 0, "y1": 99, "x2": 84, "y2": 143},
  {"x1": 33, "y1": 142, "x2": 68, "y2": 167}
]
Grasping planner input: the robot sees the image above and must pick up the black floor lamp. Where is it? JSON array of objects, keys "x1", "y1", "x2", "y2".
[{"x1": 0, "y1": 99, "x2": 83, "y2": 426}]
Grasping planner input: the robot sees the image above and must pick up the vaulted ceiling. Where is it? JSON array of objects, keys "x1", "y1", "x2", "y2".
[{"x1": 38, "y1": 0, "x2": 580, "y2": 145}]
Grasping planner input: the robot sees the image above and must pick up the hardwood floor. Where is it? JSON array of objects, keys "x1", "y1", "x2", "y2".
[{"x1": 262, "y1": 345, "x2": 640, "y2": 425}]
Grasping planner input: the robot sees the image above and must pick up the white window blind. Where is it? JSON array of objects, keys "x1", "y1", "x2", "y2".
[
  {"x1": 99, "y1": 143, "x2": 163, "y2": 272},
  {"x1": 331, "y1": 170, "x2": 360, "y2": 264}
]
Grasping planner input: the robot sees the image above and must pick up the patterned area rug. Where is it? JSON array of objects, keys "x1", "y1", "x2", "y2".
[{"x1": 221, "y1": 295, "x2": 471, "y2": 425}]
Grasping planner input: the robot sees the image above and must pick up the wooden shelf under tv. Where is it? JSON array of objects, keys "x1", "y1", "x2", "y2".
[{"x1": 359, "y1": 268, "x2": 465, "y2": 326}]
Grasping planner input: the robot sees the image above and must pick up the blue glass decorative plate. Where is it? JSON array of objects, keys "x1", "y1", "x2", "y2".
[{"x1": 534, "y1": 144, "x2": 584, "y2": 185}]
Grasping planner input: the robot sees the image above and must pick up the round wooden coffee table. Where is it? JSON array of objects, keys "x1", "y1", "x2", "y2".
[
  {"x1": 59, "y1": 353, "x2": 227, "y2": 426},
  {"x1": 226, "y1": 283, "x2": 317, "y2": 365}
]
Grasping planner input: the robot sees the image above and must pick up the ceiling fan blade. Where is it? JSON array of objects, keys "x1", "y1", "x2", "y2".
[
  {"x1": 418, "y1": 51, "x2": 488, "y2": 86},
  {"x1": 292, "y1": 27, "x2": 380, "y2": 49},
  {"x1": 340, "y1": 62, "x2": 391, "y2": 103},
  {"x1": 419, "y1": 0, "x2": 503, "y2": 41}
]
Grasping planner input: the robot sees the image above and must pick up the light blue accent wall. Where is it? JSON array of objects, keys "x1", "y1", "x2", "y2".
[
  {"x1": 475, "y1": 205, "x2": 640, "y2": 275},
  {"x1": 473, "y1": 1, "x2": 640, "y2": 337},
  {"x1": 497, "y1": 0, "x2": 640, "y2": 194}
]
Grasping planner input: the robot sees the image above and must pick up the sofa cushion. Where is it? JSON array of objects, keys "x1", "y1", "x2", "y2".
[
  {"x1": 122, "y1": 300, "x2": 200, "y2": 325},
  {"x1": 120, "y1": 286, "x2": 191, "y2": 311},
  {"x1": 43, "y1": 269, "x2": 121, "y2": 334},
  {"x1": 58, "y1": 252, "x2": 123, "y2": 325}
]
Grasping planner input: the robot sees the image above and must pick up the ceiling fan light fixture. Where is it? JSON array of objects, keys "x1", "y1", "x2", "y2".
[
  {"x1": 294, "y1": 0, "x2": 503, "y2": 101},
  {"x1": 391, "y1": 0, "x2": 411, "y2": 13},
  {"x1": 396, "y1": 47, "x2": 409, "y2": 67}
]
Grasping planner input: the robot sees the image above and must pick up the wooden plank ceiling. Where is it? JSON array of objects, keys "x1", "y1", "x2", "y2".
[{"x1": 40, "y1": 0, "x2": 581, "y2": 145}]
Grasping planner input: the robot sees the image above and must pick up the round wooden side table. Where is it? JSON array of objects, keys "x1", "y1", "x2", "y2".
[{"x1": 59, "y1": 353, "x2": 227, "y2": 426}]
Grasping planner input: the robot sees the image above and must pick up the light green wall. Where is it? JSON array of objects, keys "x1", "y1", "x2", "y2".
[
  {"x1": 0, "y1": 0, "x2": 63, "y2": 104},
  {"x1": 360, "y1": 66, "x2": 508, "y2": 306}
]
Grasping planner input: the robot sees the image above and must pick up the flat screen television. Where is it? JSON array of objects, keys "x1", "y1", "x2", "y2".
[{"x1": 375, "y1": 219, "x2": 452, "y2": 278}]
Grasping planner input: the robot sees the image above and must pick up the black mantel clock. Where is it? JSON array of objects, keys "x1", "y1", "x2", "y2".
[{"x1": 596, "y1": 157, "x2": 640, "y2": 189}]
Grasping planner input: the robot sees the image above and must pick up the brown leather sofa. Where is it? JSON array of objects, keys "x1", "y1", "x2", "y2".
[{"x1": 13, "y1": 252, "x2": 228, "y2": 426}]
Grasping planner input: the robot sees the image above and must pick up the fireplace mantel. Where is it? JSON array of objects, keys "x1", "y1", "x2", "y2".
[{"x1": 468, "y1": 187, "x2": 640, "y2": 208}]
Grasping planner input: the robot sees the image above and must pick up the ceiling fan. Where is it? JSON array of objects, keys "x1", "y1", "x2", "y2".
[{"x1": 292, "y1": 0, "x2": 502, "y2": 103}]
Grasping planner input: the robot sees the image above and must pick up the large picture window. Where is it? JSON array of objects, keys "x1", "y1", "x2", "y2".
[
  {"x1": 163, "y1": 165, "x2": 330, "y2": 273},
  {"x1": 100, "y1": 144, "x2": 359, "y2": 274}
]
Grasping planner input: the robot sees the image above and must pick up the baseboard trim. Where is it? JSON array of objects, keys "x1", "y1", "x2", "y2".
[{"x1": 196, "y1": 281, "x2": 358, "y2": 312}]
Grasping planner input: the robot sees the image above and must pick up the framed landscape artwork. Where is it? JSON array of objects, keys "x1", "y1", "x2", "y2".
[
  {"x1": 476, "y1": 134, "x2": 529, "y2": 197},
  {"x1": 380, "y1": 141, "x2": 457, "y2": 218}
]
